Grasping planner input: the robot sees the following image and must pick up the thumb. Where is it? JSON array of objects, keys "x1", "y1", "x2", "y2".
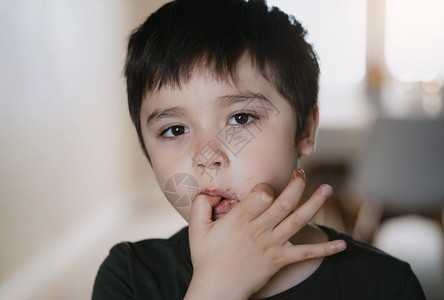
[{"x1": 189, "y1": 193, "x2": 220, "y2": 231}]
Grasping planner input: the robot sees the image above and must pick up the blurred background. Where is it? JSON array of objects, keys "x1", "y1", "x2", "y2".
[{"x1": 0, "y1": 0, "x2": 443, "y2": 299}]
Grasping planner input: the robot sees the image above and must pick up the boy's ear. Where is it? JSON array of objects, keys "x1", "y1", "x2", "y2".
[{"x1": 297, "y1": 106, "x2": 319, "y2": 157}]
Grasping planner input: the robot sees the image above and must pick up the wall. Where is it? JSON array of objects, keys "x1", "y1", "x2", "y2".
[{"x1": 0, "y1": 1, "x2": 184, "y2": 299}]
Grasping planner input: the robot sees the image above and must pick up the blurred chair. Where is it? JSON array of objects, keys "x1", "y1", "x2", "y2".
[
  {"x1": 346, "y1": 117, "x2": 444, "y2": 300},
  {"x1": 348, "y1": 117, "x2": 444, "y2": 237}
]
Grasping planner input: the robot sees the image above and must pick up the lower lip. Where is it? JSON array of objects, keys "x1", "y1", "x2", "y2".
[{"x1": 213, "y1": 198, "x2": 235, "y2": 215}]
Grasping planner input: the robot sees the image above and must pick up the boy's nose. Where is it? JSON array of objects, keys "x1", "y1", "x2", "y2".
[{"x1": 191, "y1": 140, "x2": 230, "y2": 171}]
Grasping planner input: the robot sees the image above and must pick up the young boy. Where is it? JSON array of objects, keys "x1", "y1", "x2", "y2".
[{"x1": 93, "y1": 0, "x2": 425, "y2": 298}]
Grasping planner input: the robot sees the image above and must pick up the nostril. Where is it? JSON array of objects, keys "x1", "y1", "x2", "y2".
[
  {"x1": 209, "y1": 161, "x2": 227, "y2": 170},
  {"x1": 192, "y1": 146, "x2": 230, "y2": 170}
]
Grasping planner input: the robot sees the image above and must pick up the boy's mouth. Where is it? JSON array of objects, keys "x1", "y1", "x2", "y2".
[
  {"x1": 213, "y1": 197, "x2": 236, "y2": 214},
  {"x1": 202, "y1": 188, "x2": 239, "y2": 220}
]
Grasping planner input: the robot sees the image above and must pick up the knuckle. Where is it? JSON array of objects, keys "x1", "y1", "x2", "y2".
[
  {"x1": 262, "y1": 238, "x2": 275, "y2": 251},
  {"x1": 259, "y1": 191, "x2": 274, "y2": 206},
  {"x1": 252, "y1": 183, "x2": 274, "y2": 204},
  {"x1": 272, "y1": 253, "x2": 286, "y2": 268},
  {"x1": 302, "y1": 248, "x2": 316, "y2": 260},
  {"x1": 249, "y1": 230, "x2": 260, "y2": 242},
  {"x1": 277, "y1": 196, "x2": 294, "y2": 212},
  {"x1": 253, "y1": 182, "x2": 273, "y2": 194},
  {"x1": 289, "y1": 211, "x2": 307, "y2": 228}
]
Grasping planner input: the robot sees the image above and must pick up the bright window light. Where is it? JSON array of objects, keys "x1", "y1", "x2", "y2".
[
  {"x1": 385, "y1": 0, "x2": 444, "y2": 81},
  {"x1": 267, "y1": 0, "x2": 368, "y2": 127},
  {"x1": 267, "y1": 0, "x2": 367, "y2": 85}
]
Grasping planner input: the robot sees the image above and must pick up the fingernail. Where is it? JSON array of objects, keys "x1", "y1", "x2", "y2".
[
  {"x1": 334, "y1": 240, "x2": 346, "y2": 251},
  {"x1": 298, "y1": 169, "x2": 306, "y2": 180},
  {"x1": 293, "y1": 168, "x2": 306, "y2": 181},
  {"x1": 321, "y1": 184, "x2": 332, "y2": 196}
]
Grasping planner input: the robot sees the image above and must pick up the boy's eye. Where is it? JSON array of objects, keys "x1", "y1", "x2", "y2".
[
  {"x1": 228, "y1": 113, "x2": 255, "y2": 125},
  {"x1": 161, "y1": 125, "x2": 189, "y2": 137}
]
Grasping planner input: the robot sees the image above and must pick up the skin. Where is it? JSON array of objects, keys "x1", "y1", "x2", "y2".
[{"x1": 140, "y1": 56, "x2": 346, "y2": 299}]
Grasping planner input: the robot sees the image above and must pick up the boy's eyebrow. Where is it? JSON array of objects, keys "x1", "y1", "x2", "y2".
[
  {"x1": 146, "y1": 106, "x2": 186, "y2": 125},
  {"x1": 217, "y1": 92, "x2": 272, "y2": 107},
  {"x1": 146, "y1": 92, "x2": 271, "y2": 125}
]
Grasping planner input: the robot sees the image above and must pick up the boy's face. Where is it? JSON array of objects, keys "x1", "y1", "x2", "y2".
[{"x1": 140, "y1": 56, "x2": 317, "y2": 222}]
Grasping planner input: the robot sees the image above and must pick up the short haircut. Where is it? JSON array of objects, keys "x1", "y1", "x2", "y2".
[{"x1": 125, "y1": 0, "x2": 320, "y2": 159}]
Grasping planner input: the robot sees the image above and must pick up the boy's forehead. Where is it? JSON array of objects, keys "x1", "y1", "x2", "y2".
[
  {"x1": 143, "y1": 55, "x2": 271, "y2": 104},
  {"x1": 139, "y1": 63, "x2": 296, "y2": 129}
]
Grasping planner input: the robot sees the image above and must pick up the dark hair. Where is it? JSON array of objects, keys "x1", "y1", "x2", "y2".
[{"x1": 125, "y1": 0, "x2": 320, "y2": 159}]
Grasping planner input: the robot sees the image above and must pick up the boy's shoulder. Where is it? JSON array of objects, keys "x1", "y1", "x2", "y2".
[
  {"x1": 308, "y1": 225, "x2": 426, "y2": 299},
  {"x1": 93, "y1": 225, "x2": 425, "y2": 299},
  {"x1": 92, "y1": 227, "x2": 192, "y2": 299},
  {"x1": 320, "y1": 224, "x2": 411, "y2": 275},
  {"x1": 107, "y1": 226, "x2": 191, "y2": 268}
]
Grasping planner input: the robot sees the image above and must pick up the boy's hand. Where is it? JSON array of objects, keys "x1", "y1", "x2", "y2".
[{"x1": 185, "y1": 169, "x2": 346, "y2": 300}]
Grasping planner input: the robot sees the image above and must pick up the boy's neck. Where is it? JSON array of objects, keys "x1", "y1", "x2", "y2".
[{"x1": 250, "y1": 224, "x2": 329, "y2": 299}]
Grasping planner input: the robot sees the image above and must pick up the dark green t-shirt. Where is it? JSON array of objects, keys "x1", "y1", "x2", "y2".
[{"x1": 92, "y1": 225, "x2": 425, "y2": 299}]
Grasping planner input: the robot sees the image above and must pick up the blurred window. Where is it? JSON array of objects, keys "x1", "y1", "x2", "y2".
[
  {"x1": 267, "y1": 0, "x2": 368, "y2": 127},
  {"x1": 385, "y1": 0, "x2": 444, "y2": 81}
]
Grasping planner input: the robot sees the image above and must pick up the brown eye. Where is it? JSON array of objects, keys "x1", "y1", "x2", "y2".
[
  {"x1": 235, "y1": 113, "x2": 249, "y2": 124},
  {"x1": 228, "y1": 113, "x2": 254, "y2": 125},
  {"x1": 162, "y1": 125, "x2": 189, "y2": 137},
  {"x1": 171, "y1": 126, "x2": 185, "y2": 135}
]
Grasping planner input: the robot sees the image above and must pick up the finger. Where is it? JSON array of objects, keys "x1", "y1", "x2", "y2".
[
  {"x1": 189, "y1": 193, "x2": 221, "y2": 232},
  {"x1": 231, "y1": 183, "x2": 274, "y2": 221},
  {"x1": 274, "y1": 184, "x2": 332, "y2": 243},
  {"x1": 280, "y1": 239, "x2": 347, "y2": 266},
  {"x1": 255, "y1": 169, "x2": 306, "y2": 230}
]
